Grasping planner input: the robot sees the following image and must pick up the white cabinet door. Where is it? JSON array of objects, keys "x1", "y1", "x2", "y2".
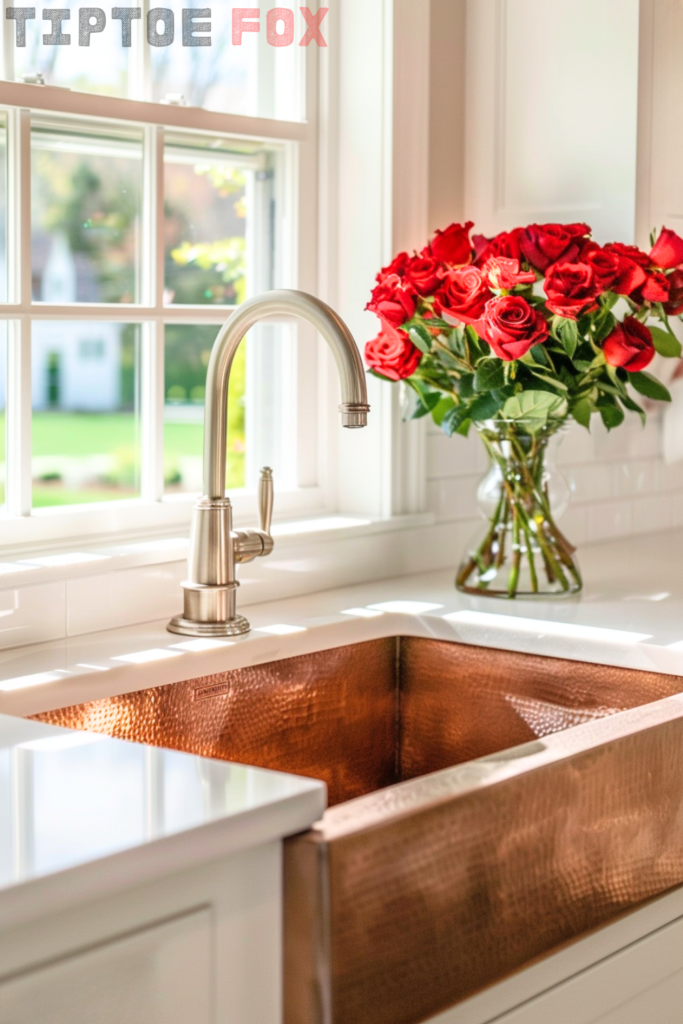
[
  {"x1": 492, "y1": 913, "x2": 683, "y2": 1024},
  {"x1": 0, "y1": 909, "x2": 212, "y2": 1024}
]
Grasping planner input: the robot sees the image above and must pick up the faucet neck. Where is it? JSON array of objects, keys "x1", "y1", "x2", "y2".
[{"x1": 202, "y1": 289, "x2": 369, "y2": 499}]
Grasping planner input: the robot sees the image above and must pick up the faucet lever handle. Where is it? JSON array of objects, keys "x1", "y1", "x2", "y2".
[{"x1": 258, "y1": 467, "x2": 274, "y2": 536}]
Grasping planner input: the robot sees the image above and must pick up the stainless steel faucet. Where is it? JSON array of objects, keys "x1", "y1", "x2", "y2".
[{"x1": 167, "y1": 289, "x2": 370, "y2": 638}]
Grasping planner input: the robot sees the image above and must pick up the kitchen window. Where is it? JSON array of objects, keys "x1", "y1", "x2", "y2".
[{"x1": 0, "y1": 4, "x2": 325, "y2": 548}]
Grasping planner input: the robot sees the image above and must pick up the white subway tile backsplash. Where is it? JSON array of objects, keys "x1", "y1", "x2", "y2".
[
  {"x1": 0, "y1": 582, "x2": 66, "y2": 650},
  {"x1": 588, "y1": 500, "x2": 634, "y2": 542},
  {"x1": 632, "y1": 494, "x2": 672, "y2": 535},
  {"x1": 67, "y1": 562, "x2": 186, "y2": 636},
  {"x1": 427, "y1": 432, "x2": 479, "y2": 478},
  {"x1": 614, "y1": 460, "x2": 661, "y2": 499},
  {"x1": 426, "y1": 475, "x2": 480, "y2": 523}
]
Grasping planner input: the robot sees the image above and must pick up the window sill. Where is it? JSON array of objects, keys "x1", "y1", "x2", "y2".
[{"x1": 0, "y1": 512, "x2": 436, "y2": 591}]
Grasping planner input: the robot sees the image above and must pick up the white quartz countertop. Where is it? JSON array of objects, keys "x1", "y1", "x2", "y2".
[
  {"x1": 0, "y1": 714, "x2": 325, "y2": 930},
  {"x1": 1, "y1": 529, "x2": 683, "y2": 722}
]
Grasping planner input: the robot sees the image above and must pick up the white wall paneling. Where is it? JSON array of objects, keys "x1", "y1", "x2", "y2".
[
  {"x1": 636, "y1": 0, "x2": 683, "y2": 247},
  {"x1": 465, "y1": 0, "x2": 640, "y2": 242}
]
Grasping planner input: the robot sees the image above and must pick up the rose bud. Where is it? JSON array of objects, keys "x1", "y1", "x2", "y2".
[
  {"x1": 425, "y1": 221, "x2": 474, "y2": 266},
  {"x1": 543, "y1": 262, "x2": 600, "y2": 320},
  {"x1": 433, "y1": 266, "x2": 492, "y2": 325},
  {"x1": 365, "y1": 321, "x2": 422, "y2": 381},
  {"x1": 484, "y1": 256, "x2": 536, "y2": 290},
  {"x1": 519, "y1": 222, "x2": 591, "y2": 273},
  {"x1": 603, "y1": 318, "x2": 655, "y2": 373},
  {"x1": 639, "y1": 271, "x2": 671, "y2": 305},
  {"x1": 404, "y1": 255, "x2": 447, "y2": 296},
  {"x1": 650, "y1": 227, "x2": 683, "y2": 270},
  {"x1": 366, "y1": 276, "x2": 417, "y2": 328},
  {"x1": 579, "y1": 243, "x2": 621, "y2": 292},
  {"x1": 473, "y1": 228, "x2": 523, "y2": 266},
  {"x1": 375, "y1": 251, "x2": 410, "y2": 284},
  {"x1": 665, "y1": 269, "x2": 683, "y2": 316},
  {"x1": 603, "y1": 243, "x2": 651, "y2": 296},
  {"x1": 474, "y1": 295, "x2": 549, "y2": 361}
]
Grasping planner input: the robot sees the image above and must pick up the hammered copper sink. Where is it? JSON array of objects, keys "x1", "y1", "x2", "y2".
[{"x1": 33, "y1": 637, "x2": 683, "y2": 1024}]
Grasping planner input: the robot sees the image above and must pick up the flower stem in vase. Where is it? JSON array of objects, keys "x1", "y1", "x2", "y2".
[{"x1": 456, "y1": 418, "x2": 582, "y2": 599}]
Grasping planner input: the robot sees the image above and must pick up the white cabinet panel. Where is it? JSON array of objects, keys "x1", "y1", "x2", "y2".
[
  {"x1": 491, "y1": 913, "x2": 683, "y2": 1024},
  {"x1": 0, "y1": 909, "x2": 211, "y2": 1024},
  {"x1": 465, "y1": 0, "x2": 640, "y2": 242}
]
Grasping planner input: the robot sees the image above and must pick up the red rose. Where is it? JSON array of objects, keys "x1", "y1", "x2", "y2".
[
  {"x1": 404, "y1": 255, "x2": 446, "y2": 296},
  {"x1": 474, "y1": 296, "x2": 549, "y2": 361},
  {"x1": 519, "y1": 223, "x2": 590, "y2": 273},
  {"x1": 473, "y1": 229, "x2": 523, "y2": 266},
  {"x1": 579, "y1": 243, "x2": 621, "y2": 292},
  {"x1": 426, "y1": 221, "x2": 474, "y2": 265},
  {"x1": 543, "y1": 262, "x2": 600, "y2": 320},
  {"x1": 603, "y1": 318, "x2": 655, "y2": 373},
  {"x1": 650, "y1": 227, "x2": 683, "y2": 270},
  {"x1": 433, "y1": 266, "x2": 492, "y2": 325},
  {"x1": 366, "y1": 276, "x2": 416, "y2": 328},
  {"x1": 638, "y1": 271, "x2": 671, "y2": 304},
  {"x1": 603, "y1": 243, "x2": 650, "y2": 296},
  {"x1": 484, "y1": 257, "x2": 536, "y2": 290},
  {"x1": 664, "y1": 269, "x2": 683, "y2": 315},
  {"x1": 365, "y1": 322, "x2": 422, "y2": 381},
  {"x1": 375, "y1": 252, "x2": 410, "y2": 284}
]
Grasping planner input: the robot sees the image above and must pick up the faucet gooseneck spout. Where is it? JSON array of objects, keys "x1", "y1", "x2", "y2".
[{"x1": 168, "y1": 289, "x2": 370, "y2": 638}]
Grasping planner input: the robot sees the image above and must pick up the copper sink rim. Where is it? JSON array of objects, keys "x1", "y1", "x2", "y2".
[{"x1": 314, "y1": 690, "x2": 683, "y2": 841}]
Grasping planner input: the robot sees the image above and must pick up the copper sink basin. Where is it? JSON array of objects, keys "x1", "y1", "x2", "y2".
[{"x1": 33, "y1": 637, "x2": 683, "y2": 1024}]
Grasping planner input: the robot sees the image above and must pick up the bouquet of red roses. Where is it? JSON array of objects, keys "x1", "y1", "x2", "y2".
[
  {"x1": 365, "y1": 221, "x2": 683, "y2": 435},
  {"x1": 365, "y1": 222, "x2": 683, "y2": 599}
]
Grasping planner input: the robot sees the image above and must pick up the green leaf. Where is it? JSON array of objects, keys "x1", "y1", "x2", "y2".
[
  {"x1": 408, "y1": 324, "x2": 433, "y2": 354},
  {"x1": 530, "y1": 344, "x2": 549, "y2": 366},
  {"x1": 474, "y1": 359, "x2": 506, "y2": 393},
  {"x1": 441, "y1": 403, "x2": 471, "y2": 437},
  {"x1": 431, "y1": 396, "x2": 455, "y2": 426},
  {"x1": 619, "y1": 392, "x2": 646, "y2": 425},
  {"x1": 600, "y1": 291, "x2": 620, "y2": 313},
  {"x1": 629, "y1": 371, "x2": 672, "y2": 402},
  {"x1": 469, "y1": 391, "x2": 504, "y2": 420},
  {"x1": 455, "y1": 418, "x2": 472, "y2": 437},
  {"x1": 571, "y1": 398, "x2": 593, "y2": 429},
  {"x1": 594, "y1": 311, "x2": 616, "y2": 346},
  {"x1": 649, "y1": 325, "x2": 682, "y2": 359},
  {"x1": 558, "y1": 318, "x2": 579, "y2": 359},
  {"x1": 529, "y1": 371, "x2": 568, "y2": 391},
  {"x1": 597, "y1": 396, "x2": 625, "y2": 431},
  {"x1": 502, "y1": 390, "x2": 566, "y2": 424},
  {"x1": 367, "y1": 367, "x2": 394, "y2": 382},
  {"x1": 410, "y1": 391, "x2": 441, "y2": 419},
  {"x1": 458, "y1": 373, "x2": 475, "y2": 400}
]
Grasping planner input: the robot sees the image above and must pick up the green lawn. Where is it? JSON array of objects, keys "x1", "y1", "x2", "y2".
[{"x1": 10, "y1": 412, "x2": 247, "y2": 508}]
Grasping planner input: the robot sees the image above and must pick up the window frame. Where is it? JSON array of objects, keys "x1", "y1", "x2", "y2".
[{"x1": 0, "y1": 30, "x2": 329, "y2": 551}]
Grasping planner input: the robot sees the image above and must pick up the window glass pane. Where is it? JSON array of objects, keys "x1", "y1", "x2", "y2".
[
  {"x1": 32, "y1": 322, "x2": 140, "y2": 508},
  {"x1": 164, "y1": 139, "x2": 279, "y2": 305},
  {"x1": 0, "y1": 115, "x2": 6, "y2": 303},
  {"x1": 0, "y1": 324, "x2": 6, "y2": 511},
  {"x1": 31, "y1": 124, "x2": 142, "y2": 304},
  {"x1": 164, "y1": 325, "x2": 245, "y2": 494},
  {"x1": 150, "y1": 0, "x2": 305, "y2": 120},
  {"x1": 13, "y1": 12, "x2": 129, "y2": 97}
]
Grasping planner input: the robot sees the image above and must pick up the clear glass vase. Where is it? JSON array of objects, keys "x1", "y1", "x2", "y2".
[{"x1": 456, "y1": 419, "x2": 582, "y2": 599}]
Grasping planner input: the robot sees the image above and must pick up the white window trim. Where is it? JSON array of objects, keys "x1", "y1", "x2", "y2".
[
  {"x1": 0, "y1": 29, "x2": 332, "y2": 552},
  {"x1": 0, "y1": 1, "x2": 435, "y2": 560}
]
